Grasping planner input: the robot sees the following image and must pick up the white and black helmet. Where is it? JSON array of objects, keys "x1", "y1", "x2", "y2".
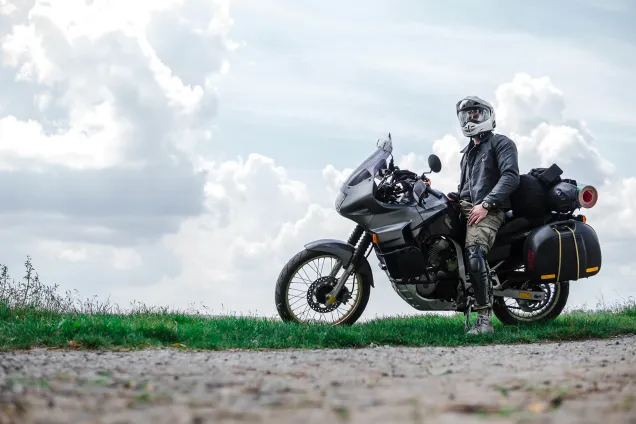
[{"x1": 456, "y1": 96, "x2": 496, "y2": 137}]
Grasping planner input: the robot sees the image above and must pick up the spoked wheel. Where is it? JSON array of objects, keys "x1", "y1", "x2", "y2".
[
  {"x1": 493, "y1": 280, "x2": 570, "y2": 325},
  {"x1": 275, "y1": 249, "x2": 371, "y2": 325}
]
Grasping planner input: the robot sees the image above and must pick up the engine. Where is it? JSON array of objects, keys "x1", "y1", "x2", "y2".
[
  {"x1": 415, "y1": 237, "x2": 459, "y2": 298},
  {"x1": 424, "y1": 237, "x2": 458, "y2": 273}
]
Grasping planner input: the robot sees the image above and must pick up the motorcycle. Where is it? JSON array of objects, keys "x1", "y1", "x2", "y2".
[{"x1": 274, "y1": 133, "x2": 602, "y2": 327}]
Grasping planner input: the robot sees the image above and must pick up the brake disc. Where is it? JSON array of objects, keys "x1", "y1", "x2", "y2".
[{"x1": 306, "y1": 276, "x2": 350, "y2": 313}]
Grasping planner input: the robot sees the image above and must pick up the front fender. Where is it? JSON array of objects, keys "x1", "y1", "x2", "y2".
[{"x1": 304, "y1": 239, "x2": 375, "y2": 288}]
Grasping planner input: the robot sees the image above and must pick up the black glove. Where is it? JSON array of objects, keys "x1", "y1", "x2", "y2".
[{"x1": 447, "y1": 192, "x2": 460, "y2": 202}]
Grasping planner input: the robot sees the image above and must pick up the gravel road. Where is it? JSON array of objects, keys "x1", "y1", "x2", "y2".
[{"x1": 1, "y1": 335, "x2": 635, "y2": 424}]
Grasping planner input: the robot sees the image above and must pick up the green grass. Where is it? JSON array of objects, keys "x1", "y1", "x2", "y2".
[
  {"x1": 1, "y1": 256, "x2": 635, "y2": 351},
  {"x1": 2, "y1": 301, "x2": 635, "y2": 351}
]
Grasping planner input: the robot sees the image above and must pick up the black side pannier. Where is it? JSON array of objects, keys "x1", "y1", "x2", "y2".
[{"x1": 524, "y1": 220, "x2": 602, "y2": 283}]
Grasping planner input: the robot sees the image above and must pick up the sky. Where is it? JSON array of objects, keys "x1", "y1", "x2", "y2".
[{"x1": 1, "y1": 0, "x2": 635, "y2": 320}]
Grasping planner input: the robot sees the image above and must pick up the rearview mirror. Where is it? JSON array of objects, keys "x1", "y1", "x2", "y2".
[{"x1": 428, "y1": 154, "x2": 442, "y2": 173}]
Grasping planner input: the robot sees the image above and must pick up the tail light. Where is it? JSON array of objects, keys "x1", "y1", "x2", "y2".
[{"x1": 577, "y1": 185, "x2": 598, "y2": 208}]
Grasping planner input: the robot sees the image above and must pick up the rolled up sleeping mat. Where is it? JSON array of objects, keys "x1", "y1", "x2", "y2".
[{"x1": 577, "y1": 184, "x2": 598, "y2": 208}]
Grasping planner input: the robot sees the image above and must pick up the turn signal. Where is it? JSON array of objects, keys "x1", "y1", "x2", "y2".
[{"x1": 372, "y1": 233, "x2": 379, "y2": 244}]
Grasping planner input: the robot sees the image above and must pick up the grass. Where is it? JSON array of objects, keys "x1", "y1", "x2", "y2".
[{"x1": 1, "y1": 256, "x2": 635, "y2": 352}]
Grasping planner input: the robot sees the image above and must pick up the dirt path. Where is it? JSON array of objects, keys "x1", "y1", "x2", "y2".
[{"x1": 1, "y1": 335, "x2": 635, "y2": 424}]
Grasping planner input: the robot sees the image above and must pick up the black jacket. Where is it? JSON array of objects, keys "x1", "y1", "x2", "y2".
[{"x1": 458, "y1": 131, "x2": 520, "y2": 210}]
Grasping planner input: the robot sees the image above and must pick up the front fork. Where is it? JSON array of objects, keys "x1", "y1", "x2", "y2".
[{"x1": 326, "y1": 225, "x2": 369, "y2": 305}]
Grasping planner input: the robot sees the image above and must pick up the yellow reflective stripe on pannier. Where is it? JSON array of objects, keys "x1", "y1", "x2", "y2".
[{"x1": 586, "y1": 266, "x2": 599, "y2": 273}]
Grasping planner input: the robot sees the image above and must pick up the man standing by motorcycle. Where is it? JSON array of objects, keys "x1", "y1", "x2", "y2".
[{"x1": 447, "y1": 96, "x2": 520, "y2": 335}]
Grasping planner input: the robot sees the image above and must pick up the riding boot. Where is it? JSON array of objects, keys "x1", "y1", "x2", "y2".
[{"x1": 465, "y1": 245, "x2": 493, "y2": 312}]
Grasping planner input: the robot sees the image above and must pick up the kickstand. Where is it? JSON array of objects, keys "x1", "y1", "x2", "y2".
[{"x1": 464, "y1": 297, "x2": 474, "y2": 332}]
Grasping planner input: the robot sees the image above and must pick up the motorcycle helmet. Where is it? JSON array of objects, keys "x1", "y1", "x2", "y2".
[{"x1": 456, "y1": 96, "x2": 496, "y2": 137}]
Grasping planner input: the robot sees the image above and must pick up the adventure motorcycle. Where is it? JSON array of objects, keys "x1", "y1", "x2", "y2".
[{"x1": 274, "y1": 134, "x2": 601, "y2": 327}]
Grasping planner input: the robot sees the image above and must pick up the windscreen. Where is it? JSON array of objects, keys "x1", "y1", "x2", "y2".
[{"x1": 342, "y1": 145, "x2": 392, "y2": 188}]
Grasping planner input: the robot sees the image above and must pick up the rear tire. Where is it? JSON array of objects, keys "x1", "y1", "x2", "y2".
[
  {"x1": 493, "y1": 281, "x2": 570, "y2": 325},
  {"x1": 275, "y1": 248, "x2": 371, "y2": 326}
]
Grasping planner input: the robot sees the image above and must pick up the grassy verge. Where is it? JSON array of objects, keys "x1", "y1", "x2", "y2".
[
  {"x1": 1, "y1": 257, "x2": 635, "y2": 351},
  {"x1": 2, "y1": 302, "x2": 636, "y2": 351}
]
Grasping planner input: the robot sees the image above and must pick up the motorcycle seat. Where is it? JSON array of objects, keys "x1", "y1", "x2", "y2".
[{"x1": 498, "y1": 210, "x2": 531, "y2": 236}]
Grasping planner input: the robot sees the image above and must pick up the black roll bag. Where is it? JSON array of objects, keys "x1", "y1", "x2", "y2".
[{"x1": 523, "y1": 220, "x2": 602, "y2": 283}]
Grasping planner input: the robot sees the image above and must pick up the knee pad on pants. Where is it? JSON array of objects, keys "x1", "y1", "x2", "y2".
[
  {"x1": 465, "y1": 244, "x2": 492, "y2": 308},
  {"x1": 466, "y1": 245, "x2": 487, "y2": 272}
]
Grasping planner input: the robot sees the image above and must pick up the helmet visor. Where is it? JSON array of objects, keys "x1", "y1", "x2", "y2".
[{"x1": 458, "y1": 107, "x2": 491, "y2": 127}]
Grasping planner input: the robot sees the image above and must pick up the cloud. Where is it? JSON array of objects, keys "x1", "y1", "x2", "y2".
[
  {"x1": 0, "y1": 0, "x2": 234, "y2": 303},
  {"x1": 397, "y1": 134, "x2": 464, "y2": 194},
  {"x1": 0, "y1": 0, "x2": 234, "y2": 246},
  {"x1": 118, "y1": 156, "x2": 354, "y2": 314},
  {"x1": 491, "y1": 73, "x2": 615, "y2": 186},
  {"x1": 322, "y1": 164, "x2": 353, "y2": 197},
  {"x1": 493, "y1": 73, "x2": 567, "y2": 136}
]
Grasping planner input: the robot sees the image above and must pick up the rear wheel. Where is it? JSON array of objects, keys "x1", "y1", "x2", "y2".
[
  {"x1": 275, "y1": 249, "x2": 371, "y2": 326},
  {"x1": 493, "y1": 280, "x2": 570, "y2": 325}
]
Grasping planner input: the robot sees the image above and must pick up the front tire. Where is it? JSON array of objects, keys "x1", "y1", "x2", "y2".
[
  {"x1": 275, "y1": 248, "x2": 371, "y2": 326},
  {"x1": 493, "y1": 281, "x2": 570, "y2": 325}
]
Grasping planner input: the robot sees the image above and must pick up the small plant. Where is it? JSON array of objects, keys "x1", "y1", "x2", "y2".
[{"x1": 0, "y1": 255, "x2": 213, "y2": 317}]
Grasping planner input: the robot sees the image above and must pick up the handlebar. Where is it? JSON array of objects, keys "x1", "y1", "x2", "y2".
[
  {"x1": 376, "y1": 166, "x2": 449, "y2": 205},
  {"x1": 427, "y1": 187, "x2": 445, "y2": 200}
]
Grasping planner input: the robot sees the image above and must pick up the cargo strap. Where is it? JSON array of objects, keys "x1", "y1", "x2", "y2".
[
  {"x1": 567, "y1": 227, "x2": 580, "y2": 280},
  {"x1": 552, "y1": 227, "x2": 580, "y2": 282},
  {"x1": 553, "y1": 228, "x2": 563, "y2": 282}
]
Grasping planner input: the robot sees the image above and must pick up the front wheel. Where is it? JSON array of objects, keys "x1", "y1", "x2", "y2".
[
  {"x1": 275, "y1": 249, "x2": 371, "y2": 326},
  {"x1": 493, "y1": 280, "x2": 570, "y2": 325}
]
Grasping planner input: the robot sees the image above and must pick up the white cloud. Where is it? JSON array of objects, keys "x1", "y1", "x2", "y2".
[
  {"x1": 397, "y1": 134, "x2": 464, "y2": 194},
  {"x1": 493, "y1": 73, "x2": 567, "y2": 136},
  {"x1": 491, "y1": 73, "x2": 615, "y2": 187},
  {"x1": 0, "y1": 0, "x2": 234, "y2": 303},
  {"x1": 0, "y1": 106, "x2": 127, "y2": 170},
  {"x1": 322, "y1": 164, "x2": 353, "y2": 196},
  {"x1": 38, "y1": 240, "x2": 143, "y2": 270}
]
